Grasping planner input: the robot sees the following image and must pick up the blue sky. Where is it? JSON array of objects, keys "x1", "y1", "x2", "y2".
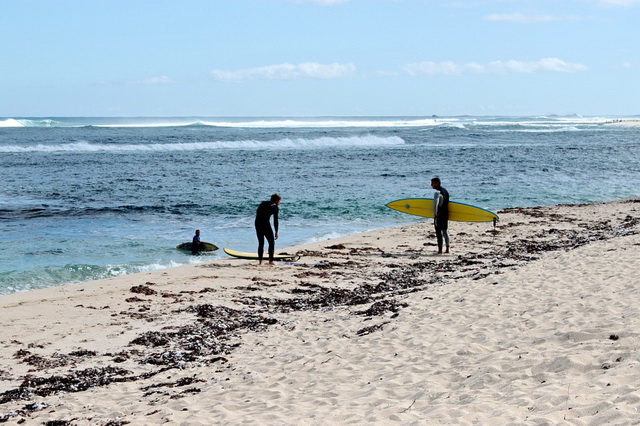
[{"x1": 2, "y1": 0, "x2": 639, "y2": 117}]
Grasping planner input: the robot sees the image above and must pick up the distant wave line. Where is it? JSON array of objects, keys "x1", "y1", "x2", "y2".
[
  {"x1": 96, "y1": 118, "x2": 444, "y2": 128},
  {"x1": 2, "y1": 116, "x2": 632, "y2": 129},
  {"x1": 0, "y1": 136, "x2": 406, "y2": 153},
  {"x1": 0, "y1": 118, "x2": 444, "y2": 128},
  {"x1": 198, "y1": 118, "x2": 442, "y2": 128},
  {"x1": 492, "y1": 126, "x2": 584, "y2": 133}
]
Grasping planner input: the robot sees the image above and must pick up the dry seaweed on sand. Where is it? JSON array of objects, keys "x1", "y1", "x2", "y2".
[
  {"x1": 354, "y1": 300, "x2": 408, "y2": 317},
  {"x1": 356, "y1": 322, "x2": 390, "y2": 336},
  {"x1": 129, "y1": 305, "x2": 277, "y2": 367},
  {"x1": 0, "y1": 366, "x2": 144, "y2": 404},
  {"x1": 0, "y1": 305, "x2": 277, "y2": 418}
]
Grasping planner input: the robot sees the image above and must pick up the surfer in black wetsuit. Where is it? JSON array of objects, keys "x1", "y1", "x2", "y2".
[
  {"x1": 431, "y1": 177, "x2": 450, "y2": 254},
  {"x1": 255, "y1": 193, "x2": 282, "y2": 265}
]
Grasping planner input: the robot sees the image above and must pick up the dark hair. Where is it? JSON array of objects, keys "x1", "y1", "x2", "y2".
[
  {"x1": 270, "y1": 193, "x2": 282, "y2": 202},
  {"x1": 431, "y1": 177, "x2": 441, "y2": 184}
]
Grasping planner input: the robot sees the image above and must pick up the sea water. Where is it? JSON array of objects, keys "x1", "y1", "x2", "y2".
[{"x1": 1, "y1": 116, "x2": 639, "y2": 295}]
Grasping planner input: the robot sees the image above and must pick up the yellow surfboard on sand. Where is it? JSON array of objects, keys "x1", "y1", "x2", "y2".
[
  {"x1": 223, "y1": 248, "x2": 298, "y2": 261},
  {"x1": 386, "y1": 198, "x2": 499, "y2": 222}
]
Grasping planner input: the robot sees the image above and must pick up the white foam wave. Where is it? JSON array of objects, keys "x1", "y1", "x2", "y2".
[
  {"x1": 0, "y1": 119, "x2": 24, "y2": 128},
  {"x1": 87, "y1": 118, "x2": 444, "y2": 128},
  {"x1": 94, "y1": 121, "x2": 200, "y2": 128},
  {"x1": 303, "y1": 231, "x2": 351, "y2": 244},
  {"x1": 201, "y1": 118, "x2": 442, "y2": 128},
  {"x1": 493, "y1": 126, "x2": 583, "y2": 133},
  {"x1": 437, "y1": 122, "x2": 467, "y2": 129},
  {"x1": 1, "y1": 117, "x2": 445, "y2": 128},
  {"x1": 0, "y1": 136, "x2": 405, "y2": 153}
]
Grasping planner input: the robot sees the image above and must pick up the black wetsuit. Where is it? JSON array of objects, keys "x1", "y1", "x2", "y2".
[
  {"x1": 192, "y1": 234, "x2": 203, "y2": 254},
  {"x1": 434, "y1": 187, "x2": 450, "y2": 252},
  {"x1": 255, "y1": 200, "x2": 279, "y2": 262}
]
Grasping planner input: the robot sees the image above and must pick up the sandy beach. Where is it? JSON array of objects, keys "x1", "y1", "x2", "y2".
[{"x1": 1, "y1": 199, "x2": 639, "y2": 425}]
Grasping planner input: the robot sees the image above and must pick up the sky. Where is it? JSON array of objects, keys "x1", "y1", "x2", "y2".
[{"x1": 1, "y1": 0, "x2": 639, "y2": 117}]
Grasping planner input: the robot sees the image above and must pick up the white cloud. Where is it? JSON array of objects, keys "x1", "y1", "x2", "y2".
[
  {"x1": 130, "y1": 76, "x2": 175, "y2": 85},
  {"x1": 491, "y1": 58, "x2": 588, "y2": 73},
  {"x1": 404, "y1": 58, "x2": 588, "y2": 76},
  {"x1": 211, "y1": 62, "x2": 357, "y2": 82}
]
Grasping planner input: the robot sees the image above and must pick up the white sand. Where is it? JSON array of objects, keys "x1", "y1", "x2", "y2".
[{"x1": 1, "y1": 199, "x2": 639, "y2": 424}]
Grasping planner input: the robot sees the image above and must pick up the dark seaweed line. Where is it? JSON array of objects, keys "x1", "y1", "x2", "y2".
[{"x1": 0, "y1": 302, "x2": 278, "y2": 422}]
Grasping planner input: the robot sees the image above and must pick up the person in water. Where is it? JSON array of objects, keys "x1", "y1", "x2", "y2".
[
  {"x1": 192, "y1": 229, "x2": 204, "y2": 254},
  {"x1": 431, "y1": 177, "x2": 450, "y2": 254},
  {"x1": 255, "y1": 193, "x2": 281, "y2": 265}
]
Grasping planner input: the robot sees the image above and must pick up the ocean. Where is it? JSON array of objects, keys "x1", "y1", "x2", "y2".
[{"x1": 1, "y1": 115, "x2": 639, "y2": 295}]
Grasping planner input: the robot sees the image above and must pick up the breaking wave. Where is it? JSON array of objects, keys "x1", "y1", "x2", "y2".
[
  {"x1": 0, "y1": 261, "x2": 187, "y2": 295},
  {"x1": 0, "y1": 136, "x2": 405, "y2": 153},
  {"x1": 0, "y1": 117, "x2": 443, "y2": 128}
]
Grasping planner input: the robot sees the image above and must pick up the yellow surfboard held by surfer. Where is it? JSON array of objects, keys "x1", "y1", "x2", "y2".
[{"x1": 386, "y1": 198, "x2": 499, "y2": 222}]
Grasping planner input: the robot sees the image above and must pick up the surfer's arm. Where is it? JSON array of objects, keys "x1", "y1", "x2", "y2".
[
  {"x1": 433, "y1": 191, "x2": 442, "y2": 217},
  {"x1": 273, "y1": 206, "x2": 279, "y2": 237}
]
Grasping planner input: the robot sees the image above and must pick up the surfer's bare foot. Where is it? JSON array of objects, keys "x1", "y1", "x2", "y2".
[
  {"x1": 445, "y1": 247, "x2": 450, "y2": 254},
  {"x1": 268, "y1": 261, "x2": 275, "y2": 266},
  {"x1": 437, "y1": 251, "x2": 443, "y2": 255}
]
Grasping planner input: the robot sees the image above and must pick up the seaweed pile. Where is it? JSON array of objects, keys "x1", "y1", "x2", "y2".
[
  {"x1": 0, "y1": 299, "x2": 278, "y2": 423},
  {"x1": 128, "y1": 304, "x2": 277, "y2": 367}
]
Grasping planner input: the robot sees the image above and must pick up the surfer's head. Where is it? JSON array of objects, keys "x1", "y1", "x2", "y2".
[
  {"x1": 270, "y1": 193, "x2": 282, "y2": 205},
  {"x1": 431, "y1": 177, "x2": 441, "y2": 189}
]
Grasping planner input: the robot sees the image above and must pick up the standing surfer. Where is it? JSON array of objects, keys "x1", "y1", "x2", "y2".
[
  {"x1": 431, "y1": 177, "x2": 450, "y2": 254},
  {"x1": 255, "y1": 193, "x2": 282, "y2": 265}
]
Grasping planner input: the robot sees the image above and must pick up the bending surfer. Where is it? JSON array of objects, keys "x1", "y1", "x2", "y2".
[
  {"x1": 255, "y1": 193, "x2": 282, "y2": 265},
  {"x1": 192, "y1": 229, "x2": 204, "y2": 254},
  {"x1": 431, "y1": 177, "x2": 450, "y2": 254}
]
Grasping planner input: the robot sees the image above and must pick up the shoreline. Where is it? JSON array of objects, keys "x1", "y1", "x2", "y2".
[
  {"x1": 0, "y1": 196, "x2": 631, "y2": 299},
  {"x1": 1, "y1": 198, "x2": 639, "y2": 424}
]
